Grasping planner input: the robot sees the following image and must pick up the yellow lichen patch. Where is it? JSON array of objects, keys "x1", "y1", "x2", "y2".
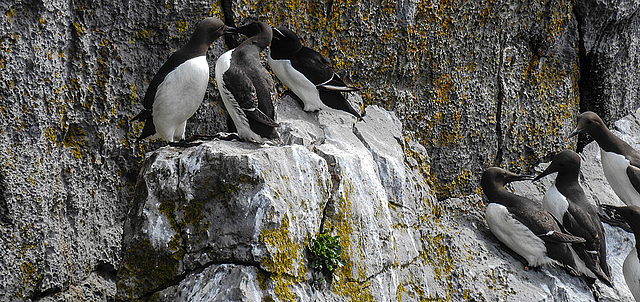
[
  {"x1": 433, "y1": 73, "x2": 453, "y2": 106},
  {"x1": 73, "y1": 22, "x2": 85, "y2": 36},
  {"x1": 271, "y1": 274, "x2": 298, "y2": 302},
  {"x1": 208, "y1": 3, "x2": 222, "y2": 17},
  {"x1": 20, "y1": 261, "x2": 41, "y2": 285},
  {"x1": 176, "y1": 20, "x2": 188, "y2": 34},
  {"x1": 260, "y1": 214, "x2": 301, "y2": 275},
  {"x1": 5, "y1": 9, "x2": 15, "y2": 23},
  {"x1": 321, "y1": 183, "x2": 376, "y2": 300},
  {"x1": 61, "y1": 124, "x2": 88, "y2": 160},
  {"x1": 543, "y1": 1, "x2": 572, "y2": 43},
  {"x1": 130, "y1": 83, "x2": 137, "y2": 100},
  {"x1": 334, "y1": 280, "x2": 375, "y2": 302},
  {"x1": 420, "y1": 232, "x2": 458, "y2": 300},
  {"x1": 433, "y1": 169, "x2": 473, "y2": 200},
  {"x1": 396, "y1": 273, "x2": 430, "y2": 301}
]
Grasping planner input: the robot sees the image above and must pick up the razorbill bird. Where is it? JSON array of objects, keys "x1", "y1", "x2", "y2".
[
  {"x1": 569, "y1": 111, "x2": 640, "y2": 207},
  {"x1": 605, "y1": 205, "x2": 640, "y2": 301},
  {"x1": 214, "y1": 21, "x2": 279, "y2": 143},
  {"x1": 268, "y1": 26, "x2": 362, "y2": 118},
  {"x1": 132, "y1": 17, "x2": 226, "y2": 143},
  {"x1": 481, "y1": 167, "x2": 585, "y2": 270},
  {"x1": 534, "y1": 150, "x2": 612, "y2": 286}
]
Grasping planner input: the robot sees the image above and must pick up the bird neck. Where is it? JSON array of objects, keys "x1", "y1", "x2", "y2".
[
  {"x1": 186, "y1": 39, "x2": 210, "y2": 56},
  {"x1": 249, "y1": 34, "x2": 271, "y2": 50},
  {"x1": 270, "y1": 41, "x2": 302, "y2": 59},
  {"x1": 588, "y1": 125, "x2": 628, "y2": 153},
  {"x1": 633, "y1": 231, "x2": 640, "y2": 251},
  {"x1": 554, "y1": 171, "x2": 579, "y2": 188},
  {"x1": 484, "y1": 187, "x2": 517, "y2": 207}
]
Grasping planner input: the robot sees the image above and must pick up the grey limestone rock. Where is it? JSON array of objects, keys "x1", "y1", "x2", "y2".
[
  {"x1": 117, "y1": 100, "x2": 640, "y2": 301},
  {"x1": 2, "y1": 0, "x2": 640, "y2": 301}
]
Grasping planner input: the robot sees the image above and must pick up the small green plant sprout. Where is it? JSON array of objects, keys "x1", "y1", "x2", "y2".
[{"x1": 308, "y1": 229, "x2": 346, "y2": 285}]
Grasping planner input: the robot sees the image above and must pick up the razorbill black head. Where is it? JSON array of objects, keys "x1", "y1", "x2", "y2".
[
  {"x1": 132, "y1": 17, "x2": 226, "y2": 144},
  {"x1": 214, "y1": 21, "x2": 279, "y2": 143},
  {"x1": 267, "y1": 26, "x2": 362, "y2": 119},
  {"x1": 270, "y1": 26, "x2": 303, "y2": 58}
]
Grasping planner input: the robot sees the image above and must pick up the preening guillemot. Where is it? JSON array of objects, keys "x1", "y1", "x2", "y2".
[
  {"x1": 215, "y1": 21, "x2": 279, "y2": 143},
  {"x1": 132, "y1": 17, "x2": 226, "y2": 144},
  {"x1": 482, "y1": 167, "x2": 584, "y2": 271},
  {"x1": 534, "y1": 150, "x2": 611, "y2": 286},
  {"x1": 268, "y1": 26, "x2": 362, "y2": 119}
]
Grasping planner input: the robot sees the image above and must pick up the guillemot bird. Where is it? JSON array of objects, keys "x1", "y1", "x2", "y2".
[
  {"x1": 268, "y1": 26, "x2": 362, "y2": 119},
  {"x1": 132, "y1": 17, "x2": 227, "y2": 143},
  {"x1": 569, "y1": 111, "x2": 640, "y2": 207},
  {"x1": 481, "y1": 167, "x2": 585, "y2": 271},
  {"x1": 605, "y1": 205, "x2": 640, "y2": 301},
  {"x1": 534, "y1": 150, "x2": 612, "y2": 286},
  {"x1": 215, "y1": 21, "x2": 279, "y2": 143}
]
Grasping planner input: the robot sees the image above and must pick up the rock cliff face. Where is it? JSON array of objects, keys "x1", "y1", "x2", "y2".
[
  {"x1": 116, "y1": 99, "x2": 640, "y2": 301},
  {"x1": 1, "y1": 0, "x2": 640, "y2": 301}
]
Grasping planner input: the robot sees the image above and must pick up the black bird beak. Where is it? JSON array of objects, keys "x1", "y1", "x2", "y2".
[
  {"x1": 533, "y1": 164, "x2": 556, "y2": 181},
  {"x1": 507, "y1": 173, "x2": 535, "y2": 183},
  {"x1": 224, "y1": 26, "x2": 238, "y2": 34},
  {"x1": 568, "y1": 127, "x2": 581, "y2": 139},
  {"x1": 271, "y1": 26, "x2": 283, "y2": 40}
]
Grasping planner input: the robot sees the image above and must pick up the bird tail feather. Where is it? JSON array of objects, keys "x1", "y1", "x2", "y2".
[
  {"x1": 132, "y1": 109, "x2": 152, "y2": 122},
  {"x1": 537, "y1": 230, "x2": 586, "y2": 244},
  {"x1": 245, "y1": 109, "x2": 279, "y2": 127}
]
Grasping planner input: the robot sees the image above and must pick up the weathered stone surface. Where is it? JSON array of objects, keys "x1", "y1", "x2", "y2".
[
  {"x1": 2, "y1": 0, "x2": 640, "y2": 301},
  {"x1": 118, "y1": 101, "x2": 639, "y2": 301},
  {"x1": 118, "y1": 140, "x2": 330, "y2": 299},
  {"x1": 575, "y1": 0, "x2": 640, "y2": 127}
]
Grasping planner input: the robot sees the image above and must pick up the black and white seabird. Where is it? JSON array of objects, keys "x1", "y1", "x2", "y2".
[
  {"x1": 481, "y1": 167, "x2": 585, "y2": 270},
  {"x1": 534, "y1": 150, "x2": 612, "y2": 286},
  {"x1": 268, "y1": 26, "x2": 362, "y2": 119},
  {"x1": 569, "y1": 111, "x2": 640, "y2": 207},
  {"x1": 606, "y1": 205, "x2": 640, "y2": 301},
  {"x1": 132, "y1": 17, "x2": 226, "y2": 143},
  {"x1": 214, "y1": 21, "x2": 279, "y2": 143}
]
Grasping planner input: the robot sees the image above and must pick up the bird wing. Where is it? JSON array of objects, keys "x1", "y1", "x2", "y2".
[
  {"x1": 536, "y1": 229, "x2": 586, "y2": 243},
  {"x1": 563, "y1": 203, "x2": 599, "y2": 248},
  {"x1": 512, "y1": 206, "x2": 585, "y2": 244},
  {"x1": 318, "y1": 90, "x2": 362, "y2": 119},
  {"x1": 290, "y1": 47, "x2": 357, "y2": 91},
  {"x1": 132, "y1": 50, "x2": 190, "y2": 140},
  {"x1": 141, "y1": 50, "x2": 190, "y2": 110},
  {"x1": 222, "y1": 66, "x2": 278, "y2": 127}
]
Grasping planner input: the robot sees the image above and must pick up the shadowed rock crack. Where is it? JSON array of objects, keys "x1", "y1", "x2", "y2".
[
  {"x1": 313, "y1": 147, "x2": 340, "y2": 233},
  {"x1": 221, "y1": 0, "x2": 243, "y2": 49},
  {"x1": 143, "y1": 257, "x2": 269, "y2": 300},
  {"x1": 0, "y1": 172, "x2": 11, "y2": 225},
  {"x1": 493, "y1": 42, "x2": 506, "y2": 167},
  {"x1": 32, "y1": 286, "x2": 63, "y2": 302}
]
